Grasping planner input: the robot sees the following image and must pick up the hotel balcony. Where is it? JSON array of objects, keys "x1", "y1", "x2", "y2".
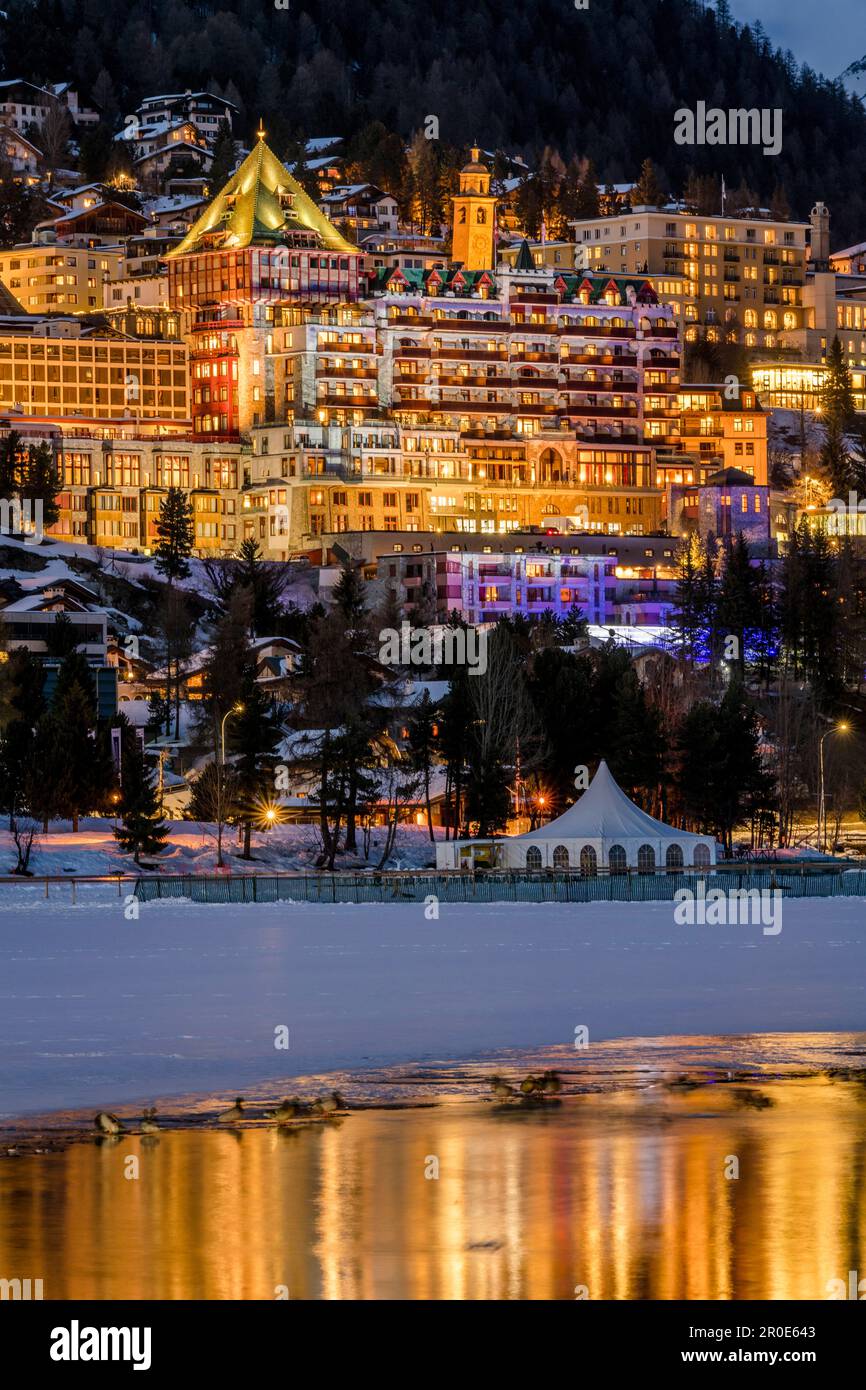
[
  {"x1": 432, "y1": 347, "x2": 508, "y2": 361},
  {"x1": 388, "y1": 313, "x2": 434, "y2": 326},
  {"x1": 561, "y1": 379, "x2": 639, "y2": 393},
  {"x1": 558, "y1": 323, "x2": 637, "y2": 338},
  {"x1": 316, "y1": 393, "x2": 378, "y2": 407},
  {"x1": 315, "y1": 366, "x2": 378, "y2": 379},
  {"x1": 564, "y1": 402, "x2": 638, "y2": 417},
  {"x1": 316, "y1": 340, "x2": 377, "y2": 353},
  {"x1": 563, "y1": 352, "x2": 640, "y2": 368}
]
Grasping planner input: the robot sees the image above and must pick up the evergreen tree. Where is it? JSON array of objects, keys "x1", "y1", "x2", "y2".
[
  {"x1": 574, "y1": 159, "x2": 601, "y2": 217},
  {"x1": 633, "y1": 158, "x2": 664, "y2": 208},
  {"x1": 230, "y1": 658, "x2": 283, "y2": 859},
  {"x1": 114, "y1": 738, "x2": 168, "y2": 865},
  {"x1": 818, "y1": 336, "x2": 855, "y2": 495},
  {"x1": 716, "y1": 533, "x2": 763, "y2": 678},
  {"x1": 208, "y1": 118, "x2": 237, "y2": 193},
  {"x1": 332, "y1": 558, "x2": 368, "y2": 632},
  {"x1": 154, "y1": 487, "x2": 194, "y2": 585},
  {"x1": 408, "y1": 688, "x2": 439, "y2": 841}
]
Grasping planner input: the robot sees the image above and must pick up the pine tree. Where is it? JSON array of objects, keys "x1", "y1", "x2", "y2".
[
  {"x1": 114, "y1": 740, "x2": 168, "y2": 865},
  {"x1": 208, "y1": 118, "x2": 237, "y2": 193},
  {"x1": 408, "y1": 689, "x2": 438, "y2": 841},
  {"x1": 333, "y1": 559, "x2": 367, "y2": 631},
  {"x1": 230, "y1": 659, "x2": 283, "y2": 859},
  {"x1": 574, "y1": 159, "x2": 601, "y2": 217},
  {"x1": 20, "y1": 442, "x2": 60, "y2": 529},
  {"x1": 154, "y1": 487, "x2": 194, "y2": 585},
  {"x1": 818, "y1": 336, "x2": 855, "y2": 495},
  {"x1": 633, "y1": 158, "x2": 664, "y2": 209},
  {"x1": 717, "y1": 533, "x2": 763, "y2": 678}
]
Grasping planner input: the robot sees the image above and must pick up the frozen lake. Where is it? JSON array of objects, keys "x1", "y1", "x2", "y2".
[{"x1": 1, "y1": 890, "x2": 865, "y2": 1117}]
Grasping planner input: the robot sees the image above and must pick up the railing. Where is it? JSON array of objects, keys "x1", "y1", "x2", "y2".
[{"x1": 130, "y1": 862, "x2": 866, "y2": 906}]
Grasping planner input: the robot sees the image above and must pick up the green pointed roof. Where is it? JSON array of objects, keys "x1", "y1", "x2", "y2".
[
  {"x1": 514, "y1": 238, "x2": 535, "y2": 271},
  {"x1": 168, "y1": 136, "x2": 356, "y2": 258}
]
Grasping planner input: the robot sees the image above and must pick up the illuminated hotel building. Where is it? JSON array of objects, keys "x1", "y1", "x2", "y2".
[{"x1": 565, "y1": 208, "x2": 809, "y2": 349}]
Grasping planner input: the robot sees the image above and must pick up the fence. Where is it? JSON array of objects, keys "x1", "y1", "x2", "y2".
[{"x1": 131, "y1": 863, "x2": 866, "y2": 906}]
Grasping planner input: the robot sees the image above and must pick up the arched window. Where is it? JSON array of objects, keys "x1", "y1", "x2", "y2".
[
  {"x1": 693, "y1": 844, "x2": 711, "y2": 867},
  {"x1": 526, "y1": 846, "x2": 542, "y2": 870},
  {"x1": 609, "y1": 844, "x2": 627, "y2": 874},
  {"x1": 540, "y1": 447, "x2": 563, "y2": 480},
  {"x1": 665, "y1": 843, "x2": 684, "y2": 872},
  {"x1": 763, "y1": 310, "x2": 777, "y2": 330},
  {"x1": 579, "y1": 845, "x2": 597, "y2": 876},
  {"x1": 637, "y1": 843, "x2": 655, "y2": 873},
  {"x1": 477, "y1": 208, "x2": 486, "y2": 224},
  {"x1": 553, "y1": 845, "x2": 570, "y2": 870},
  {"x1": 458, "y1": 208, "x2": 467, "y2": 224}
]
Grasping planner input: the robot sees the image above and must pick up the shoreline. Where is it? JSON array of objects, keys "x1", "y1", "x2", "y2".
[{"x1": 4, "y1": 1029, "x2": 865, "y2": 1156}]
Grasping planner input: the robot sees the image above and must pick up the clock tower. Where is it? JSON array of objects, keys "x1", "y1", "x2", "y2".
[{"x1": 451, "y1": 147, "x2": 497, "y2": 271}]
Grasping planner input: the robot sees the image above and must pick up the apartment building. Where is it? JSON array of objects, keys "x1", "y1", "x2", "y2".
[
  {"x1": 0, "y1": 326, "x2": 189, "y2": 422},
  {"x1": 0, "y1": 244, "x2": 123, "y2": 314},
  {"x1": 565, "y1": 207, "x2": 809, "y2": 350},
  {"x1": 362, "y1": 531, "x2": 682, "y2": 627}
]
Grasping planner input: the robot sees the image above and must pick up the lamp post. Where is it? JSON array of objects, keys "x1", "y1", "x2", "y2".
[
  {"x1": 818, "y1": 721, "x2": 849, "y2": 852},
  {"x1": 216, "y1": 702, "x2": 244, "y2": 868}
]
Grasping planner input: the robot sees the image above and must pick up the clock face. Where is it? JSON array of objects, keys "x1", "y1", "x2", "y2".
[{"x1": 469, "y1": 229, "x2": 490, "y2": 266}]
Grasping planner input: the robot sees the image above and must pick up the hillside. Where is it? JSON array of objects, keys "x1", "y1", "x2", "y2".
[{"x1": 2, "y1": 0, "x2": 866, "y2": 244}]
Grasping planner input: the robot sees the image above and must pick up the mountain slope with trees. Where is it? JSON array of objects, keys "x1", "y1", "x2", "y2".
[{"x1": 2, "y1": 0, "x2": 866, "y2": 244}]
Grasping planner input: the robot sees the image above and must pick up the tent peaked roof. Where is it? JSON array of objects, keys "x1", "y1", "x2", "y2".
[
  {"x1": 167, "y1": 137, "x2": 356, "y2": 258},
  {"x1": 518, "y1": 759, "x2": 702, "y2": 841}
]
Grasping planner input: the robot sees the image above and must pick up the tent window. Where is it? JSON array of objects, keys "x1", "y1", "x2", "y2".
[
  {"x1": 665, "y1": 844, "x2": 684, "y2": 871},
  {"x1": 694, "y1": 844, "x2": 711, "y2": 867},
  {"x1": 609, "y1": 844, "x2": 627, "y2": 874},
  {"x1": 526, "y1": 846, "x2": 542, "y2": 870},
  {"x1": 579, "y1": 845, "x2": 597, "y2": 876},
  {"x1": 553, "y1": 845, "x2": 570, "y2": 870},
  {"x1": 637, "y1": 844, "x2": 655, "y2": 873}
]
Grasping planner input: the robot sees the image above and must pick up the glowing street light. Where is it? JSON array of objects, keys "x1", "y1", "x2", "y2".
[{"x1": 818, "y1": 721, "x2": 850, "y2": 852}]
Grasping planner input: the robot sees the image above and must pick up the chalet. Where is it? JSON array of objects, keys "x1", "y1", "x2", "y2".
[
  {"x1": 133, "y1": 91, "x2": 238, "y2": 144},
  {"x1": 0, "y1": 80, "x2": 56, "y2": 131},
  {"x1": 0, "y1": 125, "x2": 41, "y2": 175},
  {"x1": 319, "y1": 184, "x2": 399, "y2": 235}
]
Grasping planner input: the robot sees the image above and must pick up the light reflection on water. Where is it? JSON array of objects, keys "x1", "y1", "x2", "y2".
[{"x1": 2, "y1": 1068, "x2": 866, "y2": 1299}]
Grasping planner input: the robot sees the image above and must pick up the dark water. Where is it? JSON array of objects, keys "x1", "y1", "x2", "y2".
[{"x1": 2, "y1": 1040, "x2": 866, "y2": 1300}]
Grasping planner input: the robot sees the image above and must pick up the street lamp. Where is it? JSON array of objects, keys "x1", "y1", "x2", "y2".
[
  {"x1": 818, "y1": 721, "x2": 850, "y2": 852},
  {"x1": 216, "y1": 702, "x2": 244, "y2": 870},
  {"x1": 220, "y1": 701, "x2": 244, "y2": 765}
]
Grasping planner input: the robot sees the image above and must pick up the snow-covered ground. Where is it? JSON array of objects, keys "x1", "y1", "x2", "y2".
[
  {"x1": 0, "y1": 817, "x2": 440, "y2": 877},
  {"x1": 0, "y1": 893, "x2": 863, "y2": 1118}
]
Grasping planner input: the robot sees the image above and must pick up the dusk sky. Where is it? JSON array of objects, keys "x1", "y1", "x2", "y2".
[{"x1": 729, "y1": 0, "x2": 862, "y2": 79}]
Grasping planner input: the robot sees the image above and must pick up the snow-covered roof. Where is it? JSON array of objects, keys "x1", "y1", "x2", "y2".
[
  {"x1": 831, "y1": 241, "x2": 866, "y2": 259},
  {"x1": 515, "y1": 759, "x2": 704, "y2": 843},
  {"x1": 305, "y1": 136, "x2": 342, "y2": 153}
]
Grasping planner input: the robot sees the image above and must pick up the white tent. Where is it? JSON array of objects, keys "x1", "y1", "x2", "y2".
[{"x1": 436, "y1": 760, "x2": 716, "y2": 871}]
